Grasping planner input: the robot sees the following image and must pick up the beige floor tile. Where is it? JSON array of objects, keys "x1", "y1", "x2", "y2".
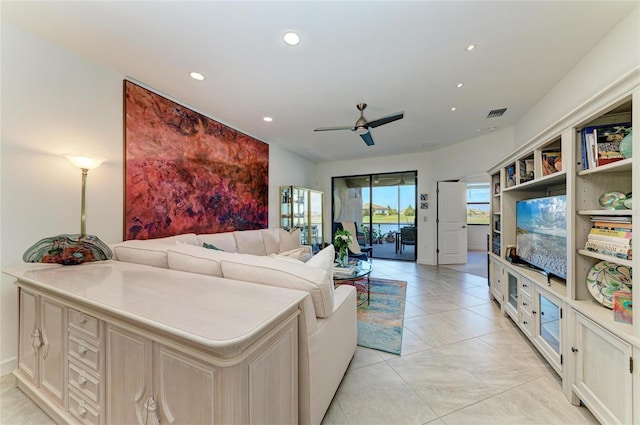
[
  {"x1": 441, "y1": 375, "x2": 599, "y2": 425},
  {"x1": 0, "y1": 375, "x2": 56, "y2": 425},
  {"x1": 334, "y1": 362, "x2": 438, "y2": 425},
  {"x1": 387, "y1": 349, "x2": 504, "y2": 416}
]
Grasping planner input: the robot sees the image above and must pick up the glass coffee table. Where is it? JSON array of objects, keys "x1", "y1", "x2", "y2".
[{"x1": 333, "y1": 260, "x2": 373, "y2": 306}]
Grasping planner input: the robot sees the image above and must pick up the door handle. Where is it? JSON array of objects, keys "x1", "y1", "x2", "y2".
[{"x1": 462, "y1": 225, "x2": 467, "y2": 228}]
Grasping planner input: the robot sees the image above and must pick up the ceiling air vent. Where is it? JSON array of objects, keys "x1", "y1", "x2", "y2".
[{"x1": 487, "y1": 108, "x2": 507, "y2": 118}]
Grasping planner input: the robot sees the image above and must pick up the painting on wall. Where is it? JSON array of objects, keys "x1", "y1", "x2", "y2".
[{"x1": 124, "y1": 80, "x2": 269, "y2": 240}]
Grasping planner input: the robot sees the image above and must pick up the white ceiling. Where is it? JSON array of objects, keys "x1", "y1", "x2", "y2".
[{"x1": 2, "y1": 1, "x2": 636, "y2": 163}]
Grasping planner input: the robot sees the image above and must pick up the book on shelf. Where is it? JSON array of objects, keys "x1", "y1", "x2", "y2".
[
  {"x1": 580, "y1": 122, "x2": 631, "y2": 169},
  {"x1": 506, "y1": 165, "x2": 516, "y2": 187},
  {"x1": 584, "y1": 240, "x2": 632, "y2": 260},
  {"x1": 541, "y1": 151, "x2": 562, "y2": 176},
  {"x1": 590, "y1": 215, "x2": 632, "y2": 223},
  {"x1": 591, "y1": 221, "x2": 632, "y2": 230},
  {"x1": 588, "y1": 227, "x2": 632, "y2": 240}
]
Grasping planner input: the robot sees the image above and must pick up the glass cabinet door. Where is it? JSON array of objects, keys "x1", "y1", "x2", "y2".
[
  {"x1": 539, "y1": 293, "x2": 561, "y2": 354},
  {"x1": 508, "y1": 272, "x2": 518, "y2": 310},
  {"x1": 309, "y1": 191, "x2": 324, "y2": 251}
]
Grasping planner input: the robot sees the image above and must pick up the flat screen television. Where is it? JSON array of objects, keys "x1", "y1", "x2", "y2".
[{"x1": 515, "y1": 195, "x2": 567, "y2": 280}]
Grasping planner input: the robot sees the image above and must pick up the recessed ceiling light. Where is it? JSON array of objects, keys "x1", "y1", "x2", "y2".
[
  {"x1": 456, "y1": 83, "x2": 464, "y2": 88},
  {"x1": 450, "y1": 107, "x2": 457, "y2": 112},
  {"x1": 466, "y1": 44, "x2": 476, "y2": 51},
  {"x1": 190, "y1": 72, "x2": 205, "y2": 81},
  {"x1": 283, "y1": 31, "x2": 301, "y2": 46},
  {"x1": 263, "y1": 117, "x2": 273, "y2": 122}
]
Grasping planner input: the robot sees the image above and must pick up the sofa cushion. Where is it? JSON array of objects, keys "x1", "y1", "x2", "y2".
[
  {"x1": 272, "y1": 247, "x2": 308, "y2": 262},
  {"x1": 197, "y1": 233, "x2": 238, "y2": 253},
  {"x1": 234, "y1": 230, "x2": 267, "y2": 256},
  {"x1": 220, "y1": 253, "x2": 334, "y2": 318},
  {"x1": 167, "y1": 244, "x2": 224, "y2": 277},
  {"x1": 111, "y1": 234, "x2": 199, "y2": 268},
  {"x1": 279, "y1": 228, "x2": 302, "y2": 252},
  {"x1": 260, "y1": 228, "x2": 280, "y2": 255}
]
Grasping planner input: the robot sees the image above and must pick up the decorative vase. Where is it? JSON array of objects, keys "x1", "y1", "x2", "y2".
[
  {"x1": 338, "y1": 247, "x2": 348, "y2": 267},
  {"x1": 620, "y1": 130, "x2": 632, "y2": 159}
]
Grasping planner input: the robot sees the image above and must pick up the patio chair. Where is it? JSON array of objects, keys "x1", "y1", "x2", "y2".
[
  {"x1": 333, "y1": 221, "x2": 372, "y2": 261},
  {"x1": 400, "y1": 226, "x2": 416, "y2": 252}
]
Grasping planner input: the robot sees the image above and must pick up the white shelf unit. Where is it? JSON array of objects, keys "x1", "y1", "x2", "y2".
[{"x1": 488, "y1": 69, "x2": 638, "y2": 425}]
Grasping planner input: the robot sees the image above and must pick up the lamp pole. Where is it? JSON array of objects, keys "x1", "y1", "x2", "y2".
[{"x1": 80, "y1": 167, "x2": 88, "y2": 236}]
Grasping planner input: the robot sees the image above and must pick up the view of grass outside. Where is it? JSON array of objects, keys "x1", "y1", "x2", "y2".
[{"x1": 467, "y1": 183, "x2": 490, "y2": 225}]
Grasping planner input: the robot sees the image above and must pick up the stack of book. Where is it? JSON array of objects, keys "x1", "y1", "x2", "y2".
[
  {"x1": 584, "y1": 216, "x2": 632, "y2": 260},
  {"x1": 333, "y1": 263, "x2": 356, "y2": 278},
  {"x1": 580, "y1": 122, "x2": 631, "y2": 170}
]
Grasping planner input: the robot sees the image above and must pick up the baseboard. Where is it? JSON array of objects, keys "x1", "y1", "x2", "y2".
[{"x1": 1, "y1": 356, "x2": 17, "y2": 376}]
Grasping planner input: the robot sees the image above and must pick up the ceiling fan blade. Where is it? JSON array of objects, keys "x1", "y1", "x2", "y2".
[
  {"x1": 314, "y1": 125, "x2": 354, "y2": 132},
  {"x1": 360, "y1": 131, "x2": 375, "y2": 146},
  {"x1": 366, "y1": 111, "x2": 404, "y2": 129}
]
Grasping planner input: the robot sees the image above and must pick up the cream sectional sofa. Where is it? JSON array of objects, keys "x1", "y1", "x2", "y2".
[{"x1": 110, "y1": 229, "x2": 357, "y2": 425}]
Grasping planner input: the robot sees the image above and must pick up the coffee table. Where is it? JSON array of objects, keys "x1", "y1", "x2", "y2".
[{"x1": 333, "y1": 260, "x2": 373, "y2": 306}]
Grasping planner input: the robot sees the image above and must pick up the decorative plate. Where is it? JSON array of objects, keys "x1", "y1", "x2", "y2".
[{"x1": 586, "y1": 261, "x2": 632, "y2": 309}]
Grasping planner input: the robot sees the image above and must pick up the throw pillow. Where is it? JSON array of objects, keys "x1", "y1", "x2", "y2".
[
  {"x1": 271, "y1": 248, "x2": 307, "y2": 261},
  {"x1": 306, "y1": 244, "x2": 335, "y2": 296},
  {"x1": 203, "y1": 242, "x2": 224, "y2": 251},
  {"x1": 279, "y1": 228, "x2": 302, "y2": 252}
]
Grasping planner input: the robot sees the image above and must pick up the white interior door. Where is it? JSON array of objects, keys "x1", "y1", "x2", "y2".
[{"x1": 437, "y1": 181, "x2": 468, "y2": 264}]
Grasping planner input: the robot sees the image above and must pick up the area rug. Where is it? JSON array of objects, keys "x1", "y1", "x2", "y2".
[{"x1": 355, "y1": 277, "x2": 407, "y2": 355}]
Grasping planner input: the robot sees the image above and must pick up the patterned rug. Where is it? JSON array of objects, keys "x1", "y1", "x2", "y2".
[{"x1": 354, "y1": 277, "x2": 407, "y2": 355}]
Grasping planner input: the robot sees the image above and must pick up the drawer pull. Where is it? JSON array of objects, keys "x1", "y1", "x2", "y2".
[
  {"x1": 523, "y1": 321, "x2": 528, "y2": 325},
  {"x1": 78, "y1": 314, "x2": 88, "y2": 325},
  {"x1": 571, "y1": 347, "x2": 579, "y2": 353},
  {"x1": 78, "y1": 399, "x2": 87, "y2": 416},
  {"x1": 77, "y1": 342, "x2": 88, "y2": 355},
  {"x1": 522, "y1": 302, "x2": 528, "y2": 306},
  {"x1": 77, "y1": 372, "x2": 87, "y2": 385},
  {"x1": 532, "y1": 310, "x2": 537, "y2": 314}
]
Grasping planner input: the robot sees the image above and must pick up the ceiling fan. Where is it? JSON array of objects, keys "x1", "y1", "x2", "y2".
[{"x1": 314, "y1": 103, "x2": 404, "y2": 146}]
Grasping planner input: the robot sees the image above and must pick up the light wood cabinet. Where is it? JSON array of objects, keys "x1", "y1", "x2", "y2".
[
  {"x1": 571, "y1": 311, "x2": 633, "y2": 425},
  {"x1": 17, "y1": 288, "x2": 66, "y2": 407},
  {"x1": 488, "y1": 257, "x2": 504, "y2": 303},
  {"x1": 9, "y1": 261, "x2": 304, "y2": 425},
  {"x1": 488, "y1": 70, "x2": 638, "y2": 422}
]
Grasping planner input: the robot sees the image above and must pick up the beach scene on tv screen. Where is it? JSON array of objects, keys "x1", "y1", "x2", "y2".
[{"x1": 516, "y1": 195, "x2": 567, "y2": 278}]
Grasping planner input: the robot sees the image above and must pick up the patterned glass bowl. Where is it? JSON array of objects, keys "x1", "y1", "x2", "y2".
[{"x1": 598, "y1": 191, "x2": 627, "y2": 210}]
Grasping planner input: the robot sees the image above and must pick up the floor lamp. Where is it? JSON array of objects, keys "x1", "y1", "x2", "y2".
[{"x1": 22, "y1": 154, "x2": 113, "y2": 265}]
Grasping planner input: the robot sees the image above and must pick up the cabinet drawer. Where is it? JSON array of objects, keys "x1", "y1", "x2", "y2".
[
  {"x1": 69, "y1": 361, "x2": 100, "y2": 405},
  {"x1": 69, "y1": 389, "x2": 100, "y2": 425},
  {"x1": 69, "y1": 333, "x2": 100, "y2": 373},
  {"x1": 519, "y1": 309, "x2": 533, "y2": 336},
  {"x1": 520, "y1": 293, "x2": 532, "y2": 315},
  {"x1": 69, "y1": 308, "x2": 99, "y2": 339},
  {"x1": 519, "y1": 279, "x2": 533, "y2": 297}
]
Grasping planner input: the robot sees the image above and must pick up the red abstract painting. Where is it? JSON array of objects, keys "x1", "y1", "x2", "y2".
[{"x1": 124, "y1": 80, "x2": 269, "y2": 240}]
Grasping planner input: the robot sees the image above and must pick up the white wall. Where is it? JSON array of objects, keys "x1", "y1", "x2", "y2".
[
  {"x1": 315, "y1": 128, "x2": 513, "y2": 265},
  {"x1": 515, "y1": 6, "x2": 640, "y2": 148},
  {"x1": 0, "y1": 22, "x2": 314, "y2": 375}
]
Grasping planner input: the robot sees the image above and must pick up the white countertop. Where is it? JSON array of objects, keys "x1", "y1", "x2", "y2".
[{"x1": 4, "y1": 261, "x2": 306, "y2": 358}]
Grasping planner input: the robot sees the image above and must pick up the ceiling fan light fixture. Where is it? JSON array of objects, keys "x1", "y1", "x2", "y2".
[{"x1": 355, "y1": 126, "x2": 369, "y2": 135}]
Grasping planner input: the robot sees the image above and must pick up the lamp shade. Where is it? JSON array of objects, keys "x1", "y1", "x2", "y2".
[{"x1": 63, "y1": 154, "x2": 106, "y2": 170}]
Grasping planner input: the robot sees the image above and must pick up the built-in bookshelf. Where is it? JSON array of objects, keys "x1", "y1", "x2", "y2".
[{"x1": 488, "y1": 70, "x2": 638, "y2": 425}]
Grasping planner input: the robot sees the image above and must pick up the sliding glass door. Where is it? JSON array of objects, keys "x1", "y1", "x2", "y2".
[{"x1": 332, "y1": 171, "x2": 417, "y2": 261}]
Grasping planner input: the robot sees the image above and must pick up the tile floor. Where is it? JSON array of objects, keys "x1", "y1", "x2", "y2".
[
  {"x1": 320, "y1": 260, "x2": 599, "y2": 425},
  {"x1": 0, "y1": 260, "x2": 599, "y2": 425}
]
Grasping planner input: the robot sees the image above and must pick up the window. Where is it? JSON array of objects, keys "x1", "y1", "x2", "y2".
[{"x1": 467, "y1": 183, "x2": 490, "y2": 225}]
